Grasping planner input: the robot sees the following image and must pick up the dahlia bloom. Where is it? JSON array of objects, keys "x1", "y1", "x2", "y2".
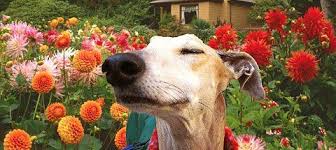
[
  {"x1": 55, "y1": 31, "x2": 71, "y2": 49},
  {"x1": 265, "y1": 9, "x2": 287, "y2": 36},
  {"x1": 66, "y1": 17, "x2": 79, "y2": 27},
  {"x1": 57, "y1": 116, "x2": 84, "y2": 144},
  {"x1": 110, "y1": 103, "x2": 129, "y2": 121},
  {"x1": 291, "y1": 17, "x2": 305, "y2": 34},
  {"x1": 6, "y1": 34, "x2": 28, "y2": 58},
  {"x1": 131, "y1": 36, "x2": 147, "y2": 50},
  {"x1": 302, "y1": 7, "x2": 325, "y2": 42},
  {"x1": 3, "y1": 129, "x2": 32, "y2": 150},
  {"x1": 52, "y1": 48, "x2": 76, "y2": 70},
  {"x1": 96, "y1": 97, "x2": 105, "y2": 107},
  {"x1": 236, "y1": 134, "x2": 266, "y2": 150},
  {"x1": 77, "y1": 66, "x2": 103, "y2": 85},
  {"x1": 31, "y1": 71, "x2": 55, "y2": 94},
  {"x1": 214, "y1": 24, "x2": 238, "y2": 50},
  {"x1": 8, "y1": 61, "x2": 37, "y2": 88},
  {"x1": 224, "y1": 126, "x2": 239, "y2": 150},
  {"x1": 242, "y1": 40, "x2": 272, "y2": 67},
  {"x1": 115, "y1": 127, "x2": 127, "y2": 150},
  {"x1": 244, "y1": 30, "x2": 269, "y2": 43},
  {"x1": 80, "y1": 100, "x2": 102, "y2": 123},
  {"x1": 81, "y1": 38, "x2": 95, "y2": 50},
  {"x1": 286, "y1": 51, "x2": 319, "y2": 83},
  {"x1": 208, "y1": 37, "x2": 220, "y2": 49},
  {"x1": 49, "y1": 19, "x2": 59, "y2": 29},
  {"x1": 45, "y1": 102, "x2": 66, "y2": 122},
  {"x1": 280, "y1": 137, "x2": 290, "y2": 147},
  {"x1": 37, "y1": 57, "x2": 60, "y2": 78},
  {"x1": 72, "y1": 50, "x2": 98, "y2": 73},
  {"x1": 44, "y1": 30, "x2": 59, "y2": 44}
]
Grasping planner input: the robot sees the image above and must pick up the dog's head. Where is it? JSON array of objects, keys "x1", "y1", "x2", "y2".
[{"x1": 103, "y1": 34, "x2": 264, "y2": 117}]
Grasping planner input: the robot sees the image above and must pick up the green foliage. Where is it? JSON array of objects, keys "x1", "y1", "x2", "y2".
[
  {"x1": 106, "y1": 0, "x2": 153, "y2": 27},
  {"x1": 157, "y1": 14, "x2": 192, "y2": 37},
  {"x1": 130, "y1": 25, "x2": 157, "y2": 42},
  {"x1": 190, "y1": 19, "x2": 215, "y2": 42},
  {"x1": 0, "y1": 0, "x2": 13, "y2": 11},
  {"x1": 1, "y1": 0, "x2": 85, "y2": 26}
]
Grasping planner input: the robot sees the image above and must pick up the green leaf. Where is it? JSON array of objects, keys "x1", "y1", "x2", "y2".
[
  {"x1": 78, "y1": 134, "x2": 102, "y2": 150},
  {"x1": 48, "y1": 139, "x2": 62, "y2": 150},
  {"x1": 20, "y1": 120, "x2": 47, "y2": 135}
]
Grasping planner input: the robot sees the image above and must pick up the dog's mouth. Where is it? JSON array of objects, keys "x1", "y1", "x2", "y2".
[{"x1": 117, "y1": 95, "x2": 188, "y2": 106}]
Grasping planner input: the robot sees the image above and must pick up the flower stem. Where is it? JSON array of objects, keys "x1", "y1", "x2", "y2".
[
  {"x1": 33, "y1": 93, "x2": 42, "y2": 120},
  {"x1": 22, "y1": 92, "x2": 32, "y2": 121}
]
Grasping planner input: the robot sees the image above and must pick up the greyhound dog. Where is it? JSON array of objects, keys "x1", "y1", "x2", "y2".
[{"x1": 102, "y1": 34, "x2": 265, "y2": 150}]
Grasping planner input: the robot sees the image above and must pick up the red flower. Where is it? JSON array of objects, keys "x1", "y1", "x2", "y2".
[
  {"x1": 224, "y1": 126, "x2": 238, "y2": 150},
  {"x1": 214, "y1": 24, "x2": 238, "y2": 50},
  {"x1": 280, "y1": 137, "x2": 290, "y2": 147},
  {"x1": 291, "y1": 17, "x2": 304, "y2": 34},
  {"x1": 243, "y1": 40, "x2": 272, "y2": 67},
  {"x1": 302, "y1": 7, "x2": 325, "y2": 42},
  {"x1": 286, "y1": 51, "x2": 319, "y2": 83},
  {"x1": 265, "y1": 9, "x2": 287, "y2": 35},
  {"x1": 244, "y1": 30, "x2": 269, "y2": 43},
  {"x1": 44, "y1": 30, "x2": 59, "y2": 44},
  {"x1": 208, "y1": 37, "x2": 219, "y2": 49}
]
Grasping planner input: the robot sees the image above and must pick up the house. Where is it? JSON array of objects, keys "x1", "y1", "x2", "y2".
[{"x1": 151, "y1": 0, "x2": 255, "y2": 29}]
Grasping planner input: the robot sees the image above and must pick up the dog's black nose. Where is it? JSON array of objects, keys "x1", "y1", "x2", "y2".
[{"x1": 102, "y1": 53, "x2": 145, "y2": 86}]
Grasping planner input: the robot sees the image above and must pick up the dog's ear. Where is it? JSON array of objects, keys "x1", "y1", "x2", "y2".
[{"x1": 217, "y1": 51, "x2": 265, "y2": 100}]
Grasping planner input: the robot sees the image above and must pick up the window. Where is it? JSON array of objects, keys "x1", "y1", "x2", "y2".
[{"x1": 181, "y1": 5, "x2": 199, "y2": 24}]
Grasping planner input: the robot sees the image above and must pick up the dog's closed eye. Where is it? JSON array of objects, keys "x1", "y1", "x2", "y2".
[{"x1": 180, "y1": 48, "x2": 204, "y2": 55}]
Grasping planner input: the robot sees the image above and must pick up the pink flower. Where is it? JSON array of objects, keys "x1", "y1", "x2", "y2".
[
  {"x1": 37, "y1": 57, "x2": 60, "y2": 78},
  {"x1": 236, "y1": 134, "x2": 266, "y2": 150},
  {"x1": 8, "y1": 61, "x2": 37, "y2": 88},
  {"x1": 81, "y1": 38, "x2": 95, "y2": 50},
  {"x1": 6, "y1": 34, "x2": 28, "y2": 58}
]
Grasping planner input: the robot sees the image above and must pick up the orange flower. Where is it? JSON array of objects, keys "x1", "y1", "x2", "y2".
[
  {"x1": 114, "y1": 127, "x2": 127, "y2": 150},
  {"x1": 57, "y1": 116, "x2": 84, "y2": 144},
  {"x1": 80, "y1": 100, "x2": 102, "y2": 123},
  {"x1": 96, "y1": 97, "x2": 105, "y2": 106},
  {"x1": 55, "y1": 31, "x2": 71, "y2": 49},
  {"x1": 49, "y1": 19, "x2": 59, "y2": 29},
  {"x1": 31, "y1": 71, "x2": 55, "y2": 93},
  {"x1": 110, "y1": 103, "x2": 128, "y2": 121},
  {"x1": 66, "y1": 17, "x2": 79, "y2": 27},
  {"x1": 45, "y1": 103, "x2": 66, "y2": 122},
  {"x1": 92, "y1": 50, "x2": 102, "y2": 65},
  {"x1": 72, "y1": 50, "x2": 97, "y2": 72},
  {"x1": 3, "y1": 129, "x2": 32, "y2": 150},
  {"x1": 57, "y1": 17, "x2": 64, "y2": 23}
]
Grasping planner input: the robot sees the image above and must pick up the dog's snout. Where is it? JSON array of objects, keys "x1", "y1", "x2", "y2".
[{"x1": 102, "y1": 53, "x2": 145, "y2": 86}]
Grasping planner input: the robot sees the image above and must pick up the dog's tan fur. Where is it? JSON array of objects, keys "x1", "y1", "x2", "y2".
[{"x1": 113, "y1": 34, "x2": 264, "y2": 150}]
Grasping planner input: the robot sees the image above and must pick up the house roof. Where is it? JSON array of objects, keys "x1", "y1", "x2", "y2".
[{"x1": 150, "y1": 0, "x2": 255, "y2": 4}]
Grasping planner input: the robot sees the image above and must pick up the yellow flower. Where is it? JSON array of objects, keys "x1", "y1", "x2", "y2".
[
  {"x1": 57, "y1": 116, "x2": 84, "y2": 144},
  {"x1": 57, "y1": 17, "x2": 64, "y2": 23},
  {"x1": 39, "y1": 45, "x2": 49, "y2": 54},
  {"x1": 49, "y1": 19, "x2": 59, "y2": 29},
  {"x1": 66, "y1": 17, "x2": 79, "y2": 27}
]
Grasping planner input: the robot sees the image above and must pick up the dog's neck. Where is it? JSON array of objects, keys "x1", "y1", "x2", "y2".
[{"x1": 156, "y1": 94, "x2": 226, "y2": 150}]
